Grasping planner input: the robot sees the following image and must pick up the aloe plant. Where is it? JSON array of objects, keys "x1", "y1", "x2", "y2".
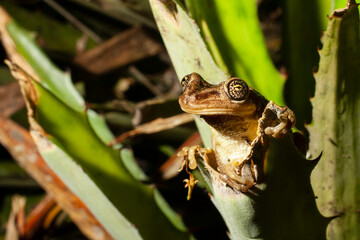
[
  {"x1": 308, "y1": 1, "x2": 360, "y2": 239},
  {"x1": 1, "y1": 10, "x2": 189, "y2": 240},
  {"x1": 1, "y1": 0, "x2": 360, "y2": 239},
  {"x1": 151, "y1": 0, "x2": 360, "y2": 239},
  {"x1": 185, "y1": 0, "x2": 284, "y2": 106}
]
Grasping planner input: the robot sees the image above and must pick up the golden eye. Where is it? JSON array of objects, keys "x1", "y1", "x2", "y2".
[
  {"x1": 181, "y1": 74, "x2": 191, "y2": 92},
  {"x1": 226, "y1": 78, "x2": 249, "y2": 101}
]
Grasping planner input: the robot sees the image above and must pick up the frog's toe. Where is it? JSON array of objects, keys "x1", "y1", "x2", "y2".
[
  {"x1": 265, "y1": 107, "x2": 296, "y2": 138},
  {"x1": 265, "y1": 122, "x2": 287, "y2": 138}
]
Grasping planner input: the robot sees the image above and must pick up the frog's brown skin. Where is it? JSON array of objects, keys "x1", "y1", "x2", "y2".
[{"x1": 178, "y1": 73, "x2": 296, "y2": 193}]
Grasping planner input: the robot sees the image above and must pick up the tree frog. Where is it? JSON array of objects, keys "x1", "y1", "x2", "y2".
[{"x1": 178, "y1": 73, "x2": 295, "y2": 197}]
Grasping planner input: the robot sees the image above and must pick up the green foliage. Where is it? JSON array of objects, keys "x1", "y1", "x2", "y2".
[
  {"x1": 152, "y1": 0, "x2": 360, "y2": 239},
  {"x1": 308, "y1": 3, "x2": 360, "y2": 239},
  {"x1": 150, "y1": 0, "x2": 227, "y2": 150},
  {"x1": 151, "y1": 0, "x2": 328, "y2": 239},
  {"x1": 210, "y1": 136, "x2": 329, "y2": 239},
  {"x1": 30, "y1": 127, "x2": 143, "y2": 240},
  {"x1": 6, "y1": 18, "x2": 188, "y2": 240},
  {"x1": 256, "y1": 137, "x2": 328, "y2": 239},
  {"x1": 3, "y1": 0, "x2": 360, "y2": 238},
  {"x1": 1, "y1": 1, "x2": 96, "y2": 57},
  {"x1": 186, "y1": 0, "x2": 284, "y2": 105},
  {"x1": 281, "y1": 0, "x2": 321, "y2": 129}
]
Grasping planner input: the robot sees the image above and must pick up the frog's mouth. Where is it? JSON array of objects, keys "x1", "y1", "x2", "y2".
[
  {"x1": 179, "y1": 106, "x2": 242, "y2": 116},
  {"x1": 179, "y1": 102, "x2": 257, "y2": 117}
]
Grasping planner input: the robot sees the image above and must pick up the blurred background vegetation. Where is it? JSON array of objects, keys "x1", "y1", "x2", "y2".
[
  {"x1": 0, "y1": 0, "x2": 358, "y2": 239},
  {"x1": 0, "y1": 0, "x2": 225, "y2": 239}
]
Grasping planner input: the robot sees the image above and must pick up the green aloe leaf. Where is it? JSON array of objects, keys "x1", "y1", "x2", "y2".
[
  {"x1": 281, "y1": 0, "x2": 321, "y2": 129},
  {"x1": 150, "y1": 0, "x2": 227, "y2": 151},
  {"x1": 4, "y1": 17, "x2": 188, "y2": 240},
  {"x1": 150, "y1": 0, "x2": 227, "y2": 84},
  {"x1": 334, "y1": 0, "x2": 351, "y2": 10},
  {"x1": 308, "y1": 2, "x2": 360, "y2": 239},
  {"x1": 30, "y1": 129, "x2": 142, "y2": 240},
  {"x1": 151, "y1": 1, "x2": 327, "y2": 239},
  {"x1": 185, "y1": 0, "x2": 285, "y2": 105},
  {"x1": 1, "y1": 1, "x2": 97, "y2": 57}
]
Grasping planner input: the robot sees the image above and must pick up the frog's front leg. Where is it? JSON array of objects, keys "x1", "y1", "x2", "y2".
[
  {"x1": 177, "y1": 145, "x2": 215, "y2": 199},
  {"x1": 178, "y1": 145, "x2": 214, "y2": 170},
  {"x1": 259, "y1": 101, "x2": 296, "y2": 138}
]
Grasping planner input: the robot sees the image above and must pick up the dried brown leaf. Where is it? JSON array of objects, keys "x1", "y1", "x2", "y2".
[
  {"x1": 159, "y1": 132, "x2": 202, "y2": 180},
  {"x1": 74, "y1": 27, "x2": 163, "y2": 74},
  {"x1": 22, "y1": 194, "x2": 57, "y2": 239},
  {"x1": 5, "y1": 195, "x2": 25, "y2": 240},
  {"x1": 0, "y1": 115, "x2": 113, "y2": 240},
  {"x1": 111, "y1": 113, "x2": 194, "y2": 144}
]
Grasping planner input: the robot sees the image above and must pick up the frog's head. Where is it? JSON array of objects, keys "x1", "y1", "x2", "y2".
[{"x1": 179, "y1": 73, "x2": 264, "y2": 117}]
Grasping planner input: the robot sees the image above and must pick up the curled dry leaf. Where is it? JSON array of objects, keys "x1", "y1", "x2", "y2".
[
  {"x1": 74, "y1": 26, "x2": 163, "y2": 74},
  {"x1": 22, "y1": 194, "x2": 57, "y2": 239},
  {"x1": 0, "y1": 115, "x2": 113, "y2": 240},
  {"x1": 5, "y1": 195, "x2": 26, "y2": 240},
  {"x1": 110, "y1": 113, "x2": 194, "y2": 145},
  {"x1": 159, "y1": 132, "x2": 202, "y2": 180}
]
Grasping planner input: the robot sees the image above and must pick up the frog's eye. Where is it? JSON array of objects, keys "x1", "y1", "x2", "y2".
[
  {"x1": 226, "y1": 78, "x2": 249, "y2": 101},
  {"x1": 181, "y1": 74, "x2": 191, "y2": 92}
]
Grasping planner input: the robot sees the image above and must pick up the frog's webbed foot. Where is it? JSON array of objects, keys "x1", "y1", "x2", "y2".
[
  {"x1": 177, "y1": 145, "x2": 214, "y2": 200},
  {"x1": 260, "y1": 101, "x2": 296, "y2": 138},
  {"x1": 219, "y1": 160, "x2": 255, "y2": 192}
]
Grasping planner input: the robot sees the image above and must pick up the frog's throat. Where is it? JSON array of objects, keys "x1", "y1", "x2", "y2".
[{"x1": 209, "y1": 126, "x2": 255, "y2": 167}]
